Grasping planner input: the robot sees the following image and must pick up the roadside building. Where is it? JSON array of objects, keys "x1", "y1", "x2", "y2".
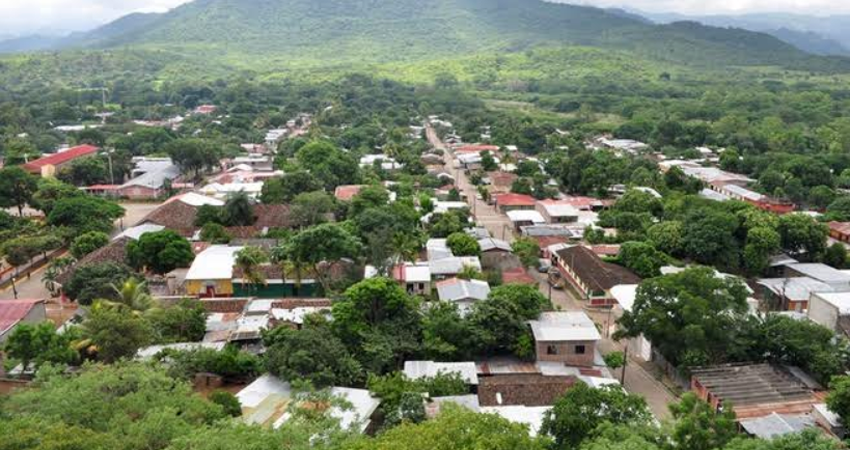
[
  {"x1": 507, "y1": 210, "x2": 546, "y2": 231},
  {"x1": 22, "y1": 144, "x2": 99, "y2": 177},
  {"x1": 552, "y1": 245, "x2": 641, "y2": 307},
  {"x1": 0, "y1": 299, "x2": 47, "y2": 343},
  {"x1": 528, "y1": 311, "x2": 601, "y2": 367},
  {"x1": 690, "y1": 363, "x2": 821, "y2": 419},
  {"x1": 495, "y1": 194, "x2": 537, "y2": 213},
  {"x1": 117, "y1": 162, "x2": 181, "y2": 200},
  {"x1": 535, "y1": 200, "x2": 580, "y2": 224}
]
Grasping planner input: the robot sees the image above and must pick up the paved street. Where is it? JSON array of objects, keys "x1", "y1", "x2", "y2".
[
  {"x1": 427, "y1": 122, "x2": 677, "y2": 419},
  {"x1": 0, "y1": 202, "x2": 159, "y2": 302}
]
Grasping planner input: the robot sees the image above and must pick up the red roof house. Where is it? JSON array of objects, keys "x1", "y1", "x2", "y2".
[
  {"x1": 495, "y1": 193, "x2": 537, "y2": 213},
  {"x1": 22, "y1": 145, "x2": 99, "y2": 177},
  {"x1": 334, "y1": 185, "x2": 365, "y2": 201},
  {"x1": 0, "y1": 299, "x2": 47, "y2": 341}
]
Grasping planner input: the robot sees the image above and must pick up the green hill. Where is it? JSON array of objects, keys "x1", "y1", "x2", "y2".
[{"x1": 57, "y1": 0, "x2": 850, "y2": 72}]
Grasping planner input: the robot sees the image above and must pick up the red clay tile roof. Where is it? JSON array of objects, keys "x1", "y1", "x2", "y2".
[
  {"x1": 495, "y1": 193, "x2": 536, "y2": 207},
  {"x1": 478, "y1": 374, "x2": 578, "y2": 407},
  {"x1": 556, "y1": 245, "x2": 641, "y2": 292},
  {"x1": 141, "y1": 200, "x2": 199, "y2": 237},
  {"x1": 55, "y1": 237, "x2": 131, "y2": 286},
  {"x1": 829, "y1": 221, "x2": 850, "y2": 236},
  {"x1": 334, "y1": 185, "x2": 365, "y2": 201},
  {"x1": 502, "y1": 267, "x2": 537, "y2": 285},
  {"x1": 0, "y1": 299, "x2": 44, "y2": 334},
  {"x1": 590, "y1": 245, "x2": 621, "y2": 257},
  {"x1": 253, "y1": 204, "x2": 291, "y2": 229},
  {"x1": 22, "y1": 145, "x2": 99, "y2": 172}
]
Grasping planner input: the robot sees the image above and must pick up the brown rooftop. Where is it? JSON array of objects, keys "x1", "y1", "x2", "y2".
[
  {"x1": 478, "y1": 374, "x2": 577, "y2": 407},
  {"x1": 55, "y1": 237, "x2": 131, "y2": 286},
  {"x1": 555, "y1": 246, "x2": 641, "y2": 292}
]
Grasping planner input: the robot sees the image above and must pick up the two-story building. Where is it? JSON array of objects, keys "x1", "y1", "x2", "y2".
[{"x1": 528, "y1": 311, "x2": 601, "y2": 367}]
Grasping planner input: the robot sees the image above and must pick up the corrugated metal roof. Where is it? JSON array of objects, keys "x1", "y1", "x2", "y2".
[
  {"x1": 404, "y1": 361, "x2": 479, "y2": 385},
  {"x1": 436, "y1": 278, "x2": 491, "y2": 302},
  {"x1": 186, "y1": 245, "x2": 243, "y2": 280},
  {"x1": 528, "y1": 311, "x2": 601, "y2": 342}
]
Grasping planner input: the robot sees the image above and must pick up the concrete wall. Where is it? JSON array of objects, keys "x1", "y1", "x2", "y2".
[
  {"x1": 186, "y1": 279, "x2": 234, "y2": 298},
  {"x1": 535, "y1": 340, "x2": 596, "y2": 366},
  {"x1": 808, "y1": 293, "x2": 840, "y2": 332}
]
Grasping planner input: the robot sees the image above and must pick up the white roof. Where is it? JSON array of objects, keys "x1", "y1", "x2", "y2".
[
  {"x1": 812, "y1": 292, "x2": 850, "y2": 314},
  {"x1": 610, "y1": 284, "x2": 639, "y2": 312},
  {"x1": 633, "y1": 187, "x2": 662, "y2": 198},
  {"x1": 506, "y1": 210, "x2": 546, "y2": 224},
  {"x1": 177, "y1": 192, "x2": 225, "y2": 207},
  {"x1": 538, "y1": 202, "x2": 580, "y2": 218},
  {"x1": 402, "y1": 263, "x2": 432, "y2": 283},
  {"x1": 700, "y1": 188, "x2": 731, "y2": 202},
  {"x1": 813, "y1": 403, "x2": 842, "y2": 428},
  {"x1": 478, "y1": 238, "x2": 512, "y2": 253},
  {"x1": 433, "y1": 201, "x2": 469, "y2": 214},
  {"x1": 739, "y1": 413, "x2": 815, "y2": 440},
  {"x1": 528, "y1": 311, "x2": 601, "y2": 342},
  {"x1": 201, "y1": 182, "x2": 264, "y2": 195},
  {"x1": 115, "y1": 223, "x2": 165, "y2": 241},
  {"x1": 480, "y1": 406, "x2": 549, "y2": 437},
  {"x1": 271, "y1": 307, "x2": 329, "y2": 325},
  {"x1": 427, "y1": 239, "x2": 453, "y2": 261},
  {"x1": 429, "y1": 256, "x2": 481, "y2": 276},
  {"x1": 122, "y1": 164, "x2": 180, "y2": 189},
  {"x1": 722, "y1": 184, "x2": 765, "y2": 202},
  {"x1": 403, "y1": 361, "x2": 479, "y2": 385},
  {"x1": 788, "y1": 263, "x2": 850, "y2": 285},
  {"x1": 186, "y1": 245, "x2": 242, "y2": 280},
  {"x1": 757, "y1": 277, "x2": 834, "y2": 302},
  {"x1": 136, "y1": 342, "x2": 225, "y2": 360},
  {"x1": 237, "y1": 375, "x2": 380, "y2": 433},
  {"x1": 437, "y1": 278, "x2": 490, "y2": 302}
]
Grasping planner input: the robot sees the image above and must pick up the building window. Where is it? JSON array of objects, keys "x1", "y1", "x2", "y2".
[
  {"x1": 547, "y1": 345, "x2": 558, "y2": 355},
  {"x1": 575, "y1": 345, "x2": 586, "y2": 355}
]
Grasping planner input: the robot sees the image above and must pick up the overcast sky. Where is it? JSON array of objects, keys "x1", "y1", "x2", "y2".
[{"x1": 3, "y1": 0, "x2": 850, "y2": 35}]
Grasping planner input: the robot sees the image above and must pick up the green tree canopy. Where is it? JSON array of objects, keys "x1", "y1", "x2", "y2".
[
  {"x1": 126, "y1": 230, "x2": 194, "y2": 275},
  {"x1": 0, "y1": 166, "x2": 38, "y2": 216}
]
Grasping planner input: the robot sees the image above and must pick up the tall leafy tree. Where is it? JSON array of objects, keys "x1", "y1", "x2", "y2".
[
  {"x1": 541, "y1": 383, "x2": 653, "y2": 450},
  {"x1": 278, "y1": 223, "x2": 362, "y2": 293},
  {"x1": 126, "y1": 230, "x2": 194, "y2": 275},
  {"x1": 0, "y1": 166, "x2": 38, "y2": 216},
  {"x1": 668, "y1": 393, "x2": 737, "y2": 450},
  {"x1": 615, "y1": 267, "x2": 749, "y2": 369}
]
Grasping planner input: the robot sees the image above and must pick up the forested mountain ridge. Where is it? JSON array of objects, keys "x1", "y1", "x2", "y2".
[{"x1": 11, "y1": 0, "x2": 850, "y2": 74}]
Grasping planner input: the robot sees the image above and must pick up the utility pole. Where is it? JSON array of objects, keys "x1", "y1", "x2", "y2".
[
  {"x1": 620, "y1": 343, "x2": 629, "y2": 385},
  {"x1": 106, "y1": 149, "x2": 115, "y2": 185}
]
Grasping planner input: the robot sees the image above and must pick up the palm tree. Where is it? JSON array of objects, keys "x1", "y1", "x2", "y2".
[
  {"x1": 110, "y1": 279, "x2": 154, "y2": 312},
  {"x1": 42, "y1": 256, "x2": 75, "y2": 297},
  {"x1": 236, "y1": 246, "x2": 269, "y2": 293}
]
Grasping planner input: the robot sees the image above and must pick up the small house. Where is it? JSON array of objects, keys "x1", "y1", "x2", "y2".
[
  {"x1": 495, "y1": 194, "x2": 536, "y2": 213},
  {"x1": 552, "y1": 246, "x2": 641, "y2": 307},
  {"x1": 436, "y1": 278, "x2": 491, "y2": 315},
  {"x1": 528, "y1": 311, "x2": 601, "y2": 367}
]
